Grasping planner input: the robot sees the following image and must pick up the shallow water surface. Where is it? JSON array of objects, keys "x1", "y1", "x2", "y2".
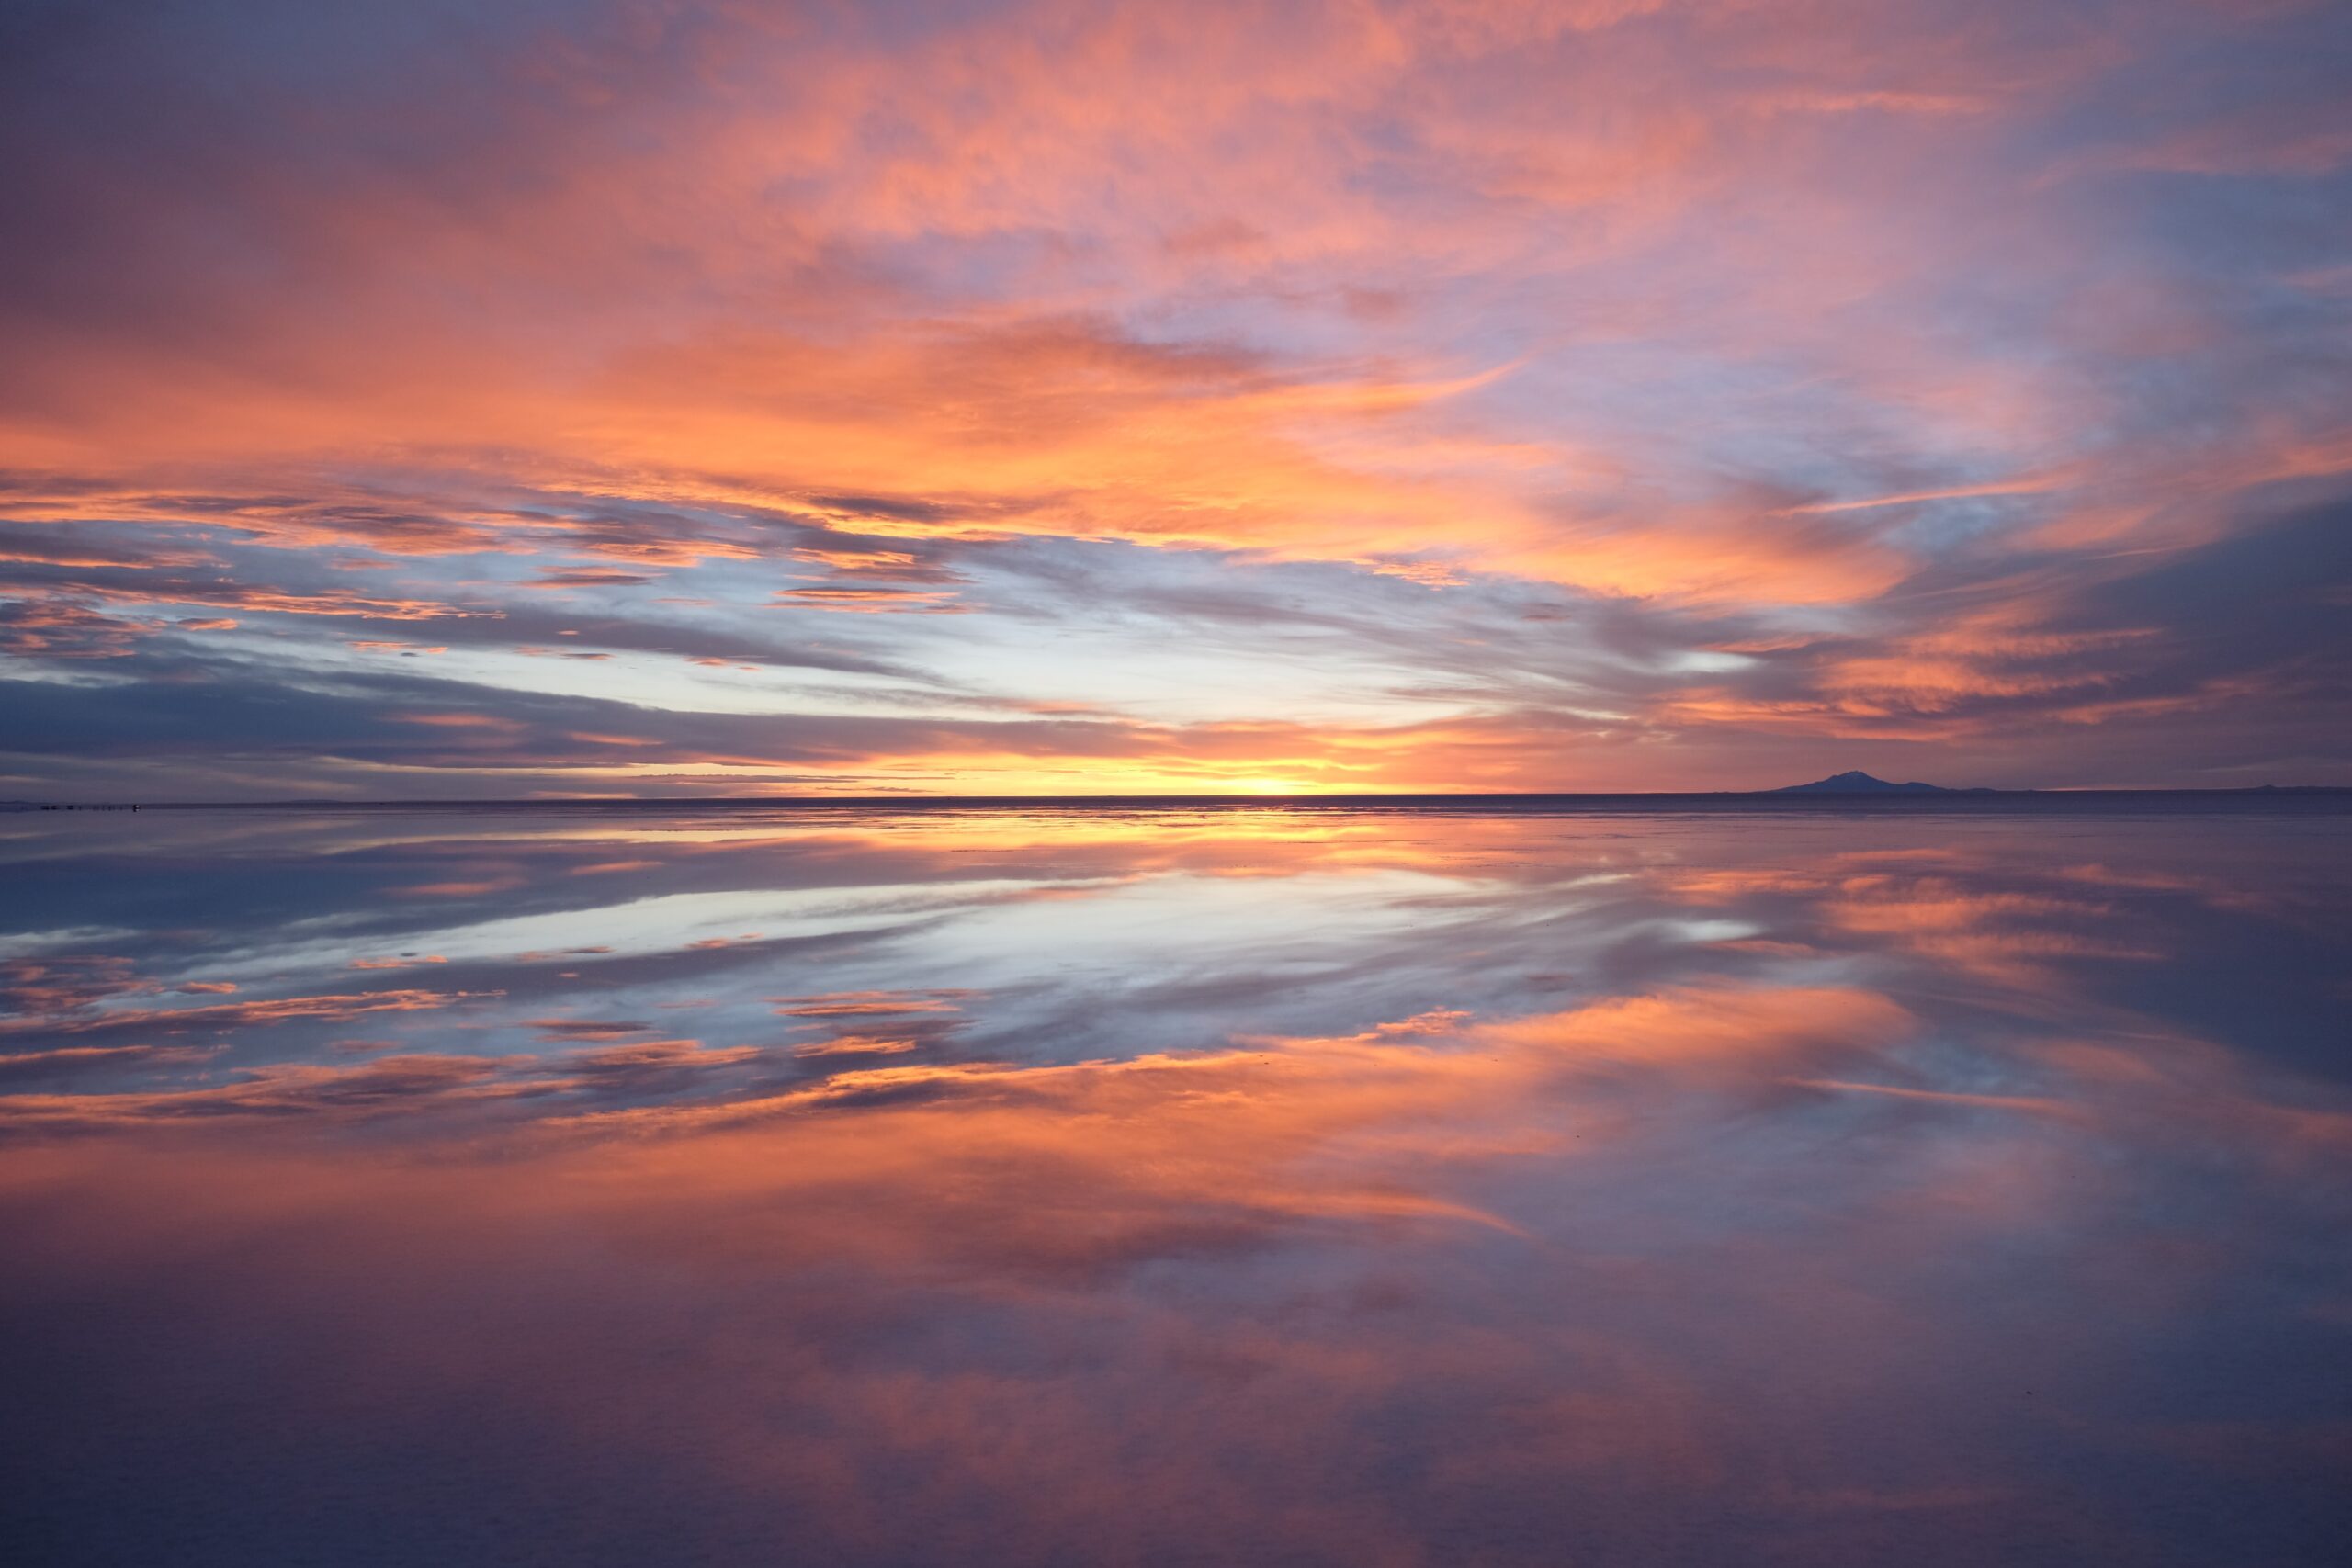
[{"x1": 3, "y1": 804, "x2": 2348, "y2": 1565}]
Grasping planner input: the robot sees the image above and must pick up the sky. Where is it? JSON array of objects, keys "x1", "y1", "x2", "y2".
[{"x1": 2, "y1": 0, "x2": 2348, "y2": 798}]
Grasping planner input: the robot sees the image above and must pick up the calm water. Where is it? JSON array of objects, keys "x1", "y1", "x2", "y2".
[{"x1": 3, "y1": 803, "x2": 2348, "y2": 1566}]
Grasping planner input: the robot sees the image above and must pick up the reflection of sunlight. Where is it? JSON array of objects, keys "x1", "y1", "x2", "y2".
[{"x1": 4, "y1": 807, "x2": 2350, "y2": 1565}]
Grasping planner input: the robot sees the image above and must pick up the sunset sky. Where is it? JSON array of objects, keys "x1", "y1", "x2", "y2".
[{"x1": 4, "y1": 0, "x2": 2347, "y2": 797}]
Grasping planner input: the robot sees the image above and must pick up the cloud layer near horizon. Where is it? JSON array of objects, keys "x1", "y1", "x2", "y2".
[{"x1": 4, "y1": 0, "x2": 2348, "y2": 795}]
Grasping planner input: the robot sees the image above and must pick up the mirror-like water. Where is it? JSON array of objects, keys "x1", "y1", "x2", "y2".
[{"x1": 3, "y1": 803, "x2": 2346, "y2": 1565}]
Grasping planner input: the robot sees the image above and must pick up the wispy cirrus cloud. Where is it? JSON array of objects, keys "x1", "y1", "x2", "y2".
[{"x1": 0, "y1": 0, "x2": 2346, "y2": 792}]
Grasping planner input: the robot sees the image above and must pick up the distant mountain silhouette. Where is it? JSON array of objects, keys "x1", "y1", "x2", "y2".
[{"x1": 1771, "y1": 770, "x2": 1981, "y2": 795}]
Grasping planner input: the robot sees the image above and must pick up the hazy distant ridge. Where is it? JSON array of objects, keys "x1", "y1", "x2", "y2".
[{"x1": 1770, "y1": 771, "x2": 1988, "y2": 795}]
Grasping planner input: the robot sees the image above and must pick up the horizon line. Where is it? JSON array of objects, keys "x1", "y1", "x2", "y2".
[{"x1": 13, "y1": 784, "x2": 2352, "y2": 811}]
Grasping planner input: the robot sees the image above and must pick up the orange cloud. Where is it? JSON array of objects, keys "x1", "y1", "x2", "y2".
[{"x1": 2, "y1": 0, "x2": 2346, "y2": 796}]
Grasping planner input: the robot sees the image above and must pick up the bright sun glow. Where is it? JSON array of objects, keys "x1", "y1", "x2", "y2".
[{"x1": 0, "y1": 0, "x2": 2341, "y2": 801}]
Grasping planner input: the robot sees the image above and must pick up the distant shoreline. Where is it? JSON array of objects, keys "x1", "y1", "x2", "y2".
[{"x1": 11, "y1": 788, "x2": 2352, "y2": 815}]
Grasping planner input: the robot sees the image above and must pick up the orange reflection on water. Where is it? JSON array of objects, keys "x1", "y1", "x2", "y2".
[{"x1": 1, "y1": 807, "x2": 2347, "y2": 1563}]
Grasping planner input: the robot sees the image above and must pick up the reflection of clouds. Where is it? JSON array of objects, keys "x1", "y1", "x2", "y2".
[
  {"x1": 0, "y1": 983, "x2": 491, "y2": 1043},
  {"x1": 6, "y1": 811, "x2": 2346, "y2": 1100},
  {"x1": 1664, "y1": 848, "x2": 2194, "y2": 989},
  {"x1": 769, "y1": 990, "x2": 973, "y2": 1018},
  {"x1": 0, "y1": 1053, "x2": 521, "y2": 1129},
  {"x1": 0, "y1": 953, "x2": 164, "y2": 1013},
  {"x1": 556, "y1": 984, "x2": 1914, "y2": 1150},
  {"x1": 790, "y1": 1034, "x2": 923, "y2": 1058},
  {"x1": 3, "y1": 978, "x2": 2345, "y2": 1560},
  {"x1": 0, "y1": 1042, "x2": 221, "y2": 1083},
  {"x1": 526, "y1": 1018, "x2": 656, "y2": 1042},
  {"x1": 1817, "y1": 878, "x2": 2161, "y2": 982},
  {"x1": 560, "y1": 1039, "x2": 763, "y2": 1097},
  {"x1": 1, "y1": 808, "x2": 2348, "y2": 1561}
]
